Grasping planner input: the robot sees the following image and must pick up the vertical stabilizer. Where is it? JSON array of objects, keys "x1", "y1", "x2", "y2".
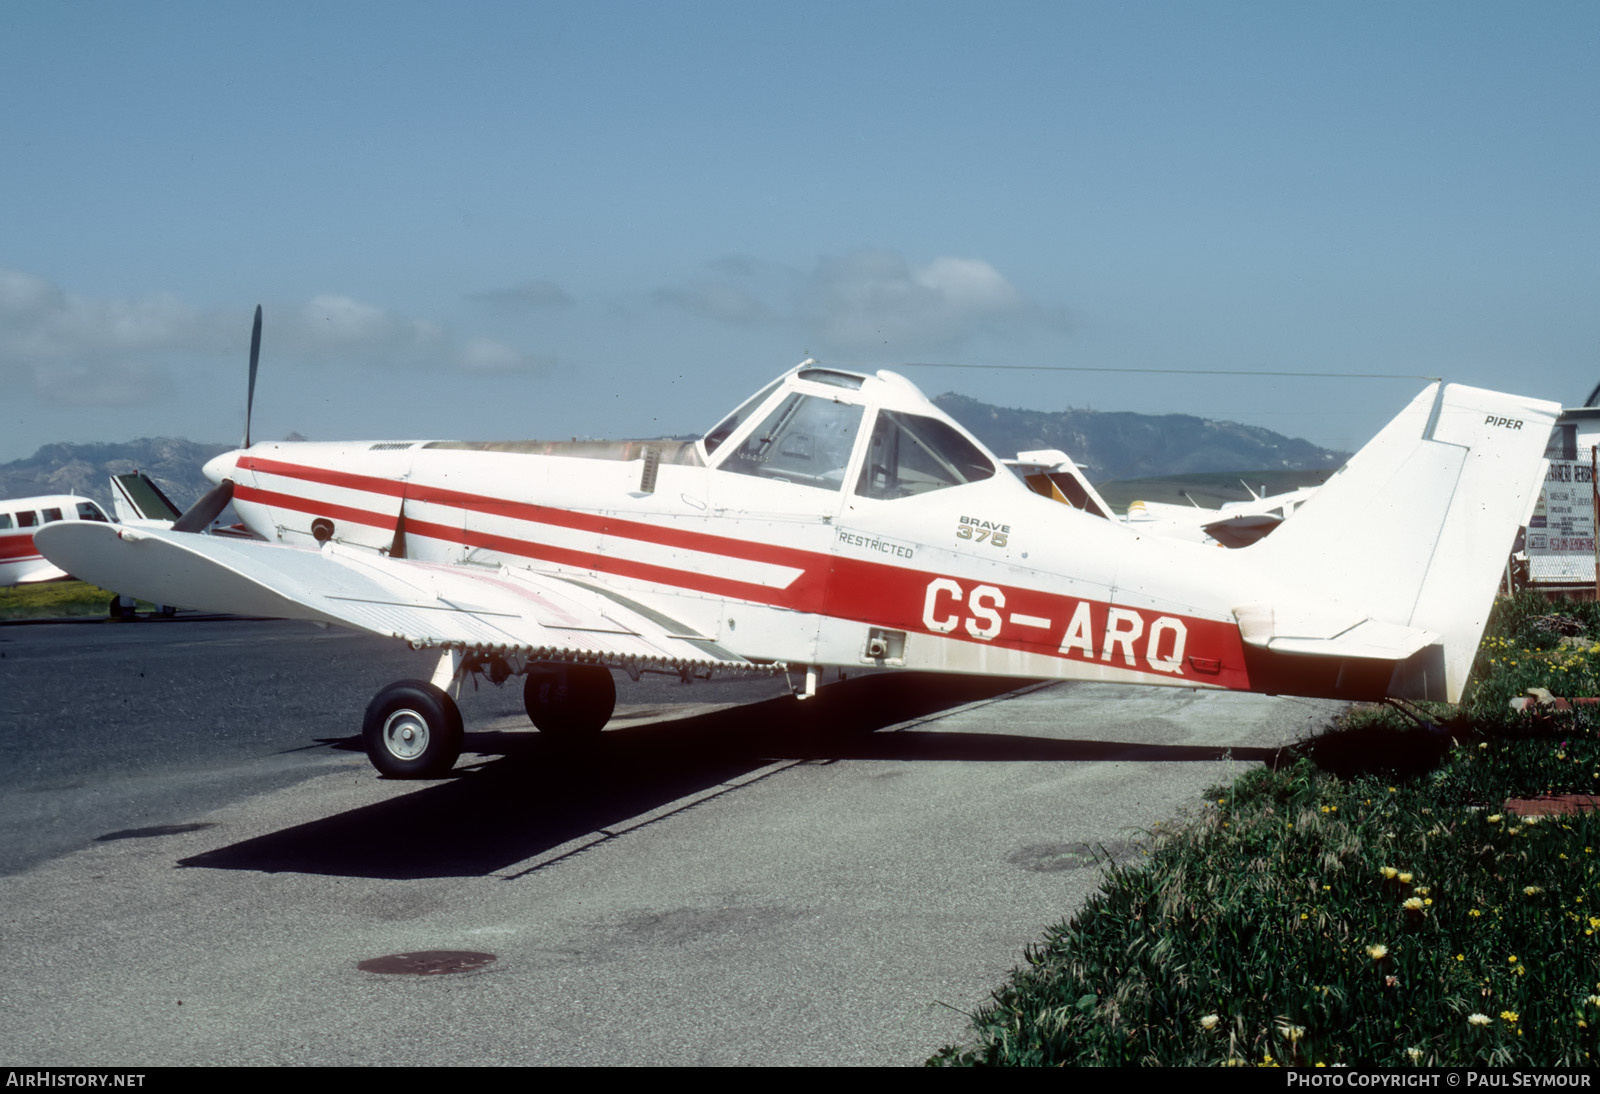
[
  {"x1": 1251, "y1": 383, "x2": 1559, "y2": 701},
  {"x1": 109, "y1": 472, "x2": 184, "y2": 523}
]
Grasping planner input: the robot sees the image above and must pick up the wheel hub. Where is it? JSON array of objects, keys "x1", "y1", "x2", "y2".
[{"x1": 382, "y1": 709, "x2": 429, "y2": 760}]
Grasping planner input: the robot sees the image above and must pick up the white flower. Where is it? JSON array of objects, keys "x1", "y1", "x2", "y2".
[{"x1": 1200, "y1": 1013, "x2": 1220, "y2": 1031}]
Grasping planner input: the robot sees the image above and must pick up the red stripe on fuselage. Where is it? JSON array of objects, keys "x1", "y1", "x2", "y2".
[
  {"x1": 239, "y1": 455, "x2": 817, "y2": 571},
  {"x1": 233, "y1": 458, "x2": 1249, "y2": 686},
  {"x1": 0, "y1": 533, "x2": 41, "y2": 562},
  {"x1": 231, "y1": 482, "x2": 830, "y2": 609}
]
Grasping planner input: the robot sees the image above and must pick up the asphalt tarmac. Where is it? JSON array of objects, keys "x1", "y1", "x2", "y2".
[{"x1": 0, "y1": 616, "x2": 1344, "y2": 1066}]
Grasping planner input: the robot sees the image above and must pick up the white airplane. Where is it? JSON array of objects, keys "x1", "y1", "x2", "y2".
[
  {"x1": 1006, "y1": 452, "x2": 1313, "y2": 548},
  {"x1": 1124, "y1": 484, "x2": 1321, "y2": 548},
  {"x1": 36, "y1": 309, "x2": 1560, "y2": 779},
  {"x1": 0, "y1": 493, "x2": 114, "y2": 586}
]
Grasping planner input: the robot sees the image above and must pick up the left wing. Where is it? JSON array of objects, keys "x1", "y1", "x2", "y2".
[{"x1": 35, "y1": 522, "x2": 769, "y2": 676}]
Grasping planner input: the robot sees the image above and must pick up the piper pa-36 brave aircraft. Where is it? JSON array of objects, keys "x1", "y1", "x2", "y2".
[{"x1": 37, "y1": 309, "x2": 1561, "y2": 778}]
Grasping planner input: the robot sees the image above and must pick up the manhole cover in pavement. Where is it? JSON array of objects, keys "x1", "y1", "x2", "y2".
[{"x1": 357, "y1": 950, "x2": 497, "y2": 975}]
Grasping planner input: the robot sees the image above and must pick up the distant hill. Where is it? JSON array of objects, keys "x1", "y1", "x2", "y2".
[
  {"x1": 0, "y1": 438, "x2": 230, "y2": 512},
  {"x1": 0, "y1": 397, "x2": 1349, "y2": 514},
  {"x1": 933, "y1": 394, "x2": 1348, "y2": 484}
]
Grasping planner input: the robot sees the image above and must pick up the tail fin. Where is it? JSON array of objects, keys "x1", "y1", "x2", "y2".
[
  {"x1": 1251, "y1": 383, "x2": 1559, "y2": 702},
  {"x1": 109, "y1": 471, "x2": 183, "y2": 524}
]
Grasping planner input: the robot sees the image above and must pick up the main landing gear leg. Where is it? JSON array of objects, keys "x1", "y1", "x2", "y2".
[
  {"x1": 362, "y1": 650, "x2": 465, "y2": 778},
  {"x1": 523, "y1": 662, "x2": 615, "y2": 742}
]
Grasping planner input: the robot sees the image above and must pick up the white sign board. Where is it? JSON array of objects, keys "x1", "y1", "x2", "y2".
[{"x1": 1527, "y1": 458, "x2": 1596, "y2": 584}]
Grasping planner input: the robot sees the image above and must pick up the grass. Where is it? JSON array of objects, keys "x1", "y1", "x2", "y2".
[
  {"x1": 931, "y1": 594, "x2": 1600, "y2": 1067},
  {"x1": 0, "y1": 579, "x2": 142, "y2": 620}
]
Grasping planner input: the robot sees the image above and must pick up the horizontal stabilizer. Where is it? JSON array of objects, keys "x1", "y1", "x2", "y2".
[
  {"x1": 1234, "y1": 603, "x2": 1438, "y2": 660},
  {"x1": 35, "y1": 522, "x2": 772, "y2": 675}
]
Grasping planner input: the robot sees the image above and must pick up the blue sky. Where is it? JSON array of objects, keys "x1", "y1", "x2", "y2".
[{"x1": 2, "y1": 1, "x2": 1596, "y2": 463}]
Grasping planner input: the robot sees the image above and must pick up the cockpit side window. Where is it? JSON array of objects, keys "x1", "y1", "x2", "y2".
[
  {"x1": 719, "y1": 393, "x2": 864, "y2": 491},
  {"x1": 856, "y1": 411, "x2": 996, "y2": 499},
  {"x1": 76, "y1": 502, "x2": 109, "y2": 522},
  {"x1": 703, "y1": 378, "x2": 783, "y2": 456}
]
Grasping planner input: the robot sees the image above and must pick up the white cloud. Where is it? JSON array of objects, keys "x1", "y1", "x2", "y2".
[
  {"x1": 453, "y1": 336, "x2": 541, "y2": 374},
  {"x1": 287, "y1": 295, "x2": 446, "y2": 355},
  {"x1": 652, "y1": 282, "x2": 771, "y2": 325},
  {"x1": 0, "y1": 268, "x2": 225, "y2": 407},
  {"x1": 469, "y1": 280, "x2": 573, "y2": 311},
  {"x1": 653, "y1": 250, "x2": 1059, "y2": 354},
  {"x1": 0, "y1": 269, "x2": 544, "y2": 406}
]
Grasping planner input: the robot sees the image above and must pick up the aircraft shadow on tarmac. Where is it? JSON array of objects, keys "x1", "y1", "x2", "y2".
[{"x1": 179, "y1": 673, "x2": 1286, "y2": 880}]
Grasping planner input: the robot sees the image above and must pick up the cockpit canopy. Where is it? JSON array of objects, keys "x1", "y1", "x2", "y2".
[{"x1": 701, "y1": 365, "x2": 997, "y2": 499}]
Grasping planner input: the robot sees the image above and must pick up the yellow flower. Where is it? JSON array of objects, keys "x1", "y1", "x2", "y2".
[
  {"x1": 1367, "y1": 944, "x2": 1388, "y2": 960},
  {"x1": 1508, "y1": 955, "x2": 1519, "y2": 964},
  {"x1": 1487, "y1": 814, "x2": 1504, "y2": 824},
  {"x1": 1501, "y1": 1010, "x2": 1519, "y2": 1023},
  {"x1": 1525, "y1": 886, "x2": 1542, "y2": 897},
  {"x1": 1403, "y1": 897, "x2": 1425, "y2": 912},
  {"x1": 1282, "y1": 1024, "x2": 1305, "y2": 1042},
  {"x1": 1380, "y1": 867, "x2": 1398, "y2": 879},
  {"x1": 1200, "y1": 1014, "x2": 1220, "y2": 1031},
  {"x1": 1398, "y1": 872, "x2": 1414, "y2": 884}
]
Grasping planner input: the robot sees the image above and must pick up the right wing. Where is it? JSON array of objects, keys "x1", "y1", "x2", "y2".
[{"x1": 35, "y1": 522, "x2": 771, "y2": 676}]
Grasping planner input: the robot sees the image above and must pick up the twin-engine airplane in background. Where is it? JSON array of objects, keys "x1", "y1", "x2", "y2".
[
  {"x1": 0, "y1": 493, "x2": 114, "y2": 586},
  {"x1": 38, "y1": 308, "x2": 1561, "y2": 778}
]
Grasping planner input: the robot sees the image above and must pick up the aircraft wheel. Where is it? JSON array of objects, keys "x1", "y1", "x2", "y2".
[
  {"x1": 363, "y1": 680, "x2": 463, "y2": 778},
  {"x1": 523, "y1": 663, "x2": 615, "y2": 739}
]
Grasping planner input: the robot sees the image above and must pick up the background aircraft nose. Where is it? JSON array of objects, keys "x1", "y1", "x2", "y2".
[{"x1": 202, "y1": 451, "x2": 242, "y2": 485}]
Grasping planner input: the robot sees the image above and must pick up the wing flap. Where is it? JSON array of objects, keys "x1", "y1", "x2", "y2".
[{"x1": 36, "y1": 522, "x2": 769, "y2": 673}]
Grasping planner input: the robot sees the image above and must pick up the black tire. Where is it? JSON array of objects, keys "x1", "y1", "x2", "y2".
[
  {"x1": 362, "y1": 679, "x2": 463, "y2": 778},
  {"x1": 523, "y1": 663, "x2": 616, "y2": 739}
]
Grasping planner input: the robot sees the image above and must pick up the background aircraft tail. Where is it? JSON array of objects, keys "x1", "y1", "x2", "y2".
[
  {"x1": 109, "y1": 472, "x2": 184, "y2": 523},
  {"x1": 1249, "y1": 382, "x2": 1560, "y2": 702}
]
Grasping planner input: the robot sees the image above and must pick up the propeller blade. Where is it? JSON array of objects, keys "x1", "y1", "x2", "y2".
[
  {"x1": 244, "y1": 305, "x2": 261, "y2": 449},
  {"x1": 171, "y1": 480, "x2": 235, "y2": 534}
]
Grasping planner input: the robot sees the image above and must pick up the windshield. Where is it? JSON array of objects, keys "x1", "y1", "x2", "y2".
[
  {"x1": 856, "y1": 411, "x2": 995, "y2": 499},
  {"x1": 703, "y1": 377, "x2": 782, "y2": 455},
  {"x1": 719, "y1": 393, "x2": 865, "y2": 491}
]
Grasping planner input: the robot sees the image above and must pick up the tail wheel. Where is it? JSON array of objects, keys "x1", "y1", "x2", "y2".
[
  {"x1": 523, "y1": 663, "x2": 616, "y2": 740},
  {"x1": 363, "y1": 679, "x2": 463, "y2": 778}
]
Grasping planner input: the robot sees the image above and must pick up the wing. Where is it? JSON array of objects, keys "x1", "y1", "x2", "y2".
[{"x1": 35, "y1": 522, "x2": 771, "y2": 676}]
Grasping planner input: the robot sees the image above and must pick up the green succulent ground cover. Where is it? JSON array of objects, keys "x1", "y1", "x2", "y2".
[
  {"x1": 0, "y1": 580, "x2": 124, "y2": 620},
  {"x1": 932, "y1": 594, "x2": 1600, "y2": 1067}
]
